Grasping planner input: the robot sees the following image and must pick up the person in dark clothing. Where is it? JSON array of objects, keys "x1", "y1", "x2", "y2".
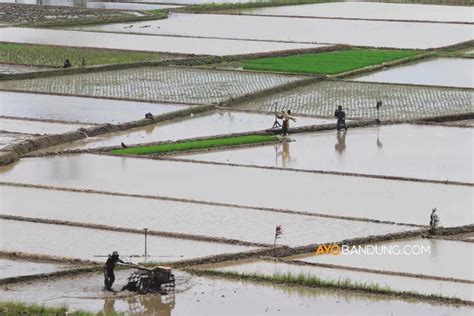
[
  {"x1": 334, "y1": 106, "x2": 348, "y2": 131},
  {"x1": 63, "y1": 59, "x2": 72, "y2": 68},
  {"x1": 429, "y1": 208, "x2": 440, "y2": 235},
  {"x1": 104, "y1": 251, "x2": 125, "y2": 289}
]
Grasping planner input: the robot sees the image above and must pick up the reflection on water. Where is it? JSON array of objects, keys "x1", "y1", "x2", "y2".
[
  {"x1": 273, "y1": 140, "x2": 294, "y2": 168},
  {"x1": 335, "y1": 130, "x2": 347, "y2": 155},
  {"x1": 104, "y1": 293, "x2": 175, "y2": 315}
]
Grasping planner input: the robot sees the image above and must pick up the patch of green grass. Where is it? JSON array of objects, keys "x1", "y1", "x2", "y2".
[
  {"x1": 111, "y1": 135, "x2": 278, "y2": 155},
  {"x1": 0, "y1": 301, "x2": 93, "y2": 316},
  {"x1": 241, "y1": 49, "x2": 420, "y2": 75},
  {"x1": 0, "y1": 43, "x2": 173, "y2": 67},
  {"x1": 189, "y1": 269, "x2": 462, "y2": 303}
]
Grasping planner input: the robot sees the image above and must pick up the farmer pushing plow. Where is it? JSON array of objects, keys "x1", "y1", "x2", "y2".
[{"x1": 102, "y1": 251, "x2": 175, "y2": 294}]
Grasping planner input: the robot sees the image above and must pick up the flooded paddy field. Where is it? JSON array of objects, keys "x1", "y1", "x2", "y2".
[
  {"x1": 209, "y1": 260, "x2": 474, "y2": 302},
  {"x1": 183, "y1": 124, "x2": 474, "y2": 183},
  {"x1": 296, "y1": 238, "x2": 474, "y2": 282},
  {"x1": 37, "y1": 111, "x2": 329, "y2": 152},
  {"x1": 2, "y1": 0, "x2": 181, "y2": 11},
  {"x1": 75, "y1": 13, "x2": 474, "y2": 49},
  {"x1": 2, "y1": 269, "x2": 469, "y2": 315},
  {"x1": 0, "y1": 132, "x2": 32, "y2": 149},
  {"x1": 0, "y1": 185, "x2": 411, "y2": 247},
  {"x1": 239, "y1": 80, "x2": 473, "y2": 119},
  {"x1": 0, "y1": 66, "x2": 305, "y2": 104},
  {"x1": 0, "y1": 27, "x2": 323, "y2": 56},
  {"x1": 0, "y1": 154, "x2": 471, "y2": 226},
  {"x1": 0, "y1": 219, "x2": 256, "y2": 262},
  {"x1": 0, "y1": 258, "x2": 75, "y2": 279},
  {"x1": 0, "y1": 2, "x2": 138, "y2": 26},
  {"x1": 0, "y1": 117, "x2": 90, "y2": 135},
  {"x1": 240, "y1": 2, "x2": 474, "y2": 23},
  {"x1": 354, "y1": 58, "x2": 474, "y2": 88},
  {"x1": 0, "y1": 92, "x2": 190, "y2": 124},
  {"x1": 0, "y1": 63, "x2": 50, "y2": 74}
]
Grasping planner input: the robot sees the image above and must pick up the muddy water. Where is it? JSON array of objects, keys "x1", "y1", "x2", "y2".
[
  {"x1": 0, "y1": 92, "x2": 190, "y2": 124},
  {"x1": 0, "y1": 258, "x2": 73, "y2": 279},
  {"x1": 183, "y1": 124, "x2": 474, "y2": 183},
  {"x1": 76, "y1": 13, "x2": 474, "y2": 49},
  {"x1": 0, "y1": 63, "x2": 50, "y2": 75},
  {"x1": 0, "y1": 132, "x2": 32, "y2": 149},
  {"x1": 0, "y1": 186, "x2": 411, "y2": 247},
  {"x1": 0, "y1": 269, "x2": 471, "y2": 315},
  {"x1": 241, "y1": 2, "x2": 474, "y2": 23},
  {"x1": 0, "y1": 118, "x2": 90, "y2": 135},
  {"x1": 0, "y1": 27, "x2": 322, "y2": 56},
  {"x1": 38, "y1": 112, "x2": 327, "y2": 151},
  {"x1": 212, "y1": 260, "x2": 474, "y2": 302},
  {"x1": 296, "y1": 239, "x2": 474, "y2": 282},
  {"x1": 354, "y1": 58, "x2": 474, "y2": 88},
  {"x1": 0, "y1": 219, "x2": 256, "y2": 262},
  {"x1": 0, "y1": 154, "x2": 471, "y2": 226}
]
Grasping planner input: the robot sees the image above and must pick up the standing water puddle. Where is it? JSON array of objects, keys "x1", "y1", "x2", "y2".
[
  {"x1": 0, "y1": 219, "x2": 257, "y2": 262},
  {"x1": 353, "y1": 58, "x2": 474, "y2": 88},
  {"x1": 0, "y1": 92, "x2": 190, "y2": 124},
  {"x1": 182, "y1": 124, "x2": 474, "y2": 183},
  {"x1": 0, "y1": 185, "x2": 411, "y2": 247},
  {"x1": 0, "y1": 154, "x2": 471, "y2": 226},
  {"x1": 209, "y1": 259, "x2": 474, "y2": 302},
  {"x1": 75, "y1": 13, "x2": 474, "y2": 49},
  {"x1": 294, "y1": 238, "x2": 474, "y2": 282}
]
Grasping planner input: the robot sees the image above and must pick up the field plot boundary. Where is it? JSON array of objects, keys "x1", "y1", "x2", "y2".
[
  {"x1": 0, "y1": 214, "x2": 270, "y2": 248},
  {"x1": 0, "y1": 115, "x2": 102, "y2": 126},
  {"x1": 0, "y1": 181, "x2": 423, "y2": 228},
  {"x1": 274, "y1": 258, "x2": 474, "y2": 284},
  {"x1": 186, "y1": 268, "x2": 474, "y2": 306}
]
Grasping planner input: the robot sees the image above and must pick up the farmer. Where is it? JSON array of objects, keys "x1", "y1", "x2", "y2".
[
  {"x1": 63, "y1": 59, "x2": 72, "y2": 68},
  {"x1": 282, "y1": 110, "x2": 296, "y2": 136},
  {"x1": 335, "y1": 106, "x2": 348, "y2": 131},
  {"x1": 429, "y1": 208, "x2": 440, "y2": 235},
  {"x1": 104, "y1": 251, "x2": 125, "y2": 290}
]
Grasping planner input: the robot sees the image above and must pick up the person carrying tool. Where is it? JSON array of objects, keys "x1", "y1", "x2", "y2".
[
  {"x1": 335, "y1": 106, "x2": 348, "y2": 131},
  {"x1": 281, "y1": 110, "x2": 296, "y2": 136},
  {"x1": 104, "y1": 251, "x2": 125, "y2": 290},
  {"x1": 429, "y1": 208, "x2": 440, "y2": 235}
]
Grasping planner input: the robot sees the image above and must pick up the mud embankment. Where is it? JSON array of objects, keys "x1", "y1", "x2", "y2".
[{"x1": 0, "y1": 105, "x2": 214, "y2": 166}]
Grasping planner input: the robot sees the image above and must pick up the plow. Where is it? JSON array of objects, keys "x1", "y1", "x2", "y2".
[{"x1": 121, "y1": 263, "x2": 176, "y2": 294}]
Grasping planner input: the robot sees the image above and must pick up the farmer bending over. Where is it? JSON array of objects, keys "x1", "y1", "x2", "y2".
[{"x1": 104, "y1": 251, "x2": 125, "y2": 290}]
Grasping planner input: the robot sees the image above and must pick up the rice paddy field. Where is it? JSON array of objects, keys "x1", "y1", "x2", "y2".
[{"x1": 0, "y1": 1, "x2": 473, "y2": 315}]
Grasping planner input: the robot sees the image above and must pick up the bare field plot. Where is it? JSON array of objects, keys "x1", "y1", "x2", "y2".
[
  {"x1": 296, "y1": 239, "x2": 474, "y2": 282},
  {"x1": 354, "y1": 58, "x2": 474, "y2": 88},
  {"x1": 183, "y1": 124, "x2": 474, "y2": 183},
  {"x1": 239, "y1": 81, "x2": 473, "y2": 119},
  {"x1": 0, "y1": 154, "x2": 471, "y2": 226},
  {"x1": 210, "y1": 260, "x2": 474, "y2": 302},
  {"x1": 0, "y1": 118, "x2": 90, "y2": 135},
  {"x1": 240, "y1": 2, "x2": 474, "y2": 23},
  {"x1": 0, "y1": 28, "x2": 324, "y2": 56},
  {"x1": 0, "y1": 186, "x2": 411, "y2": 247},
  {"x1": 0, "y1": 258, "x2": 75, "y2": 279},
  {"x1": 0, "y1": 67, "x2": 304, "y2": 104},
  {"x1": 76, "y1": 13, "x2": 474, "y2": 49},
  {"x1": 1, "y1": 269, "x2": 466, "y2": 315},
  {"x1": 0, "y1": 219, "x2": 256, "y2": 262},
  {"x1": 0, "y1": 92, "x2": 190, "y2": 124},
  {"x1": 36, "y1": 111, "x2": 328, "y2": 152}
]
